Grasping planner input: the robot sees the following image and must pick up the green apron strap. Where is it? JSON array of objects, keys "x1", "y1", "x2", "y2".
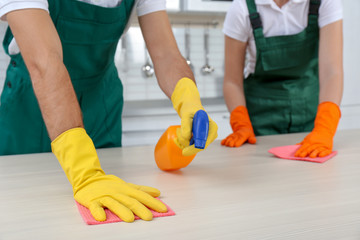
[
  {"x1": 308, "y1": 0, "x2": 321, "y2": 26},
  {"x1": 124, "y1": 0, "x2": 135, "y2": 13},
  {"x1": 309, "y1": 0, "x2": 321, "y2": 15},
  {"x1": 245, "y1": 0, "x2": 258, "y2": 18},
  {"x1": 246, "y1": 0, "x2": 266, "y2": 49}
]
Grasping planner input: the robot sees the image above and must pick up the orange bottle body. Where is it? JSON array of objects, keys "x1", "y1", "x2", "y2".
[{"x1": 154, "y1": 125, "x2": 196, "y2": 171}]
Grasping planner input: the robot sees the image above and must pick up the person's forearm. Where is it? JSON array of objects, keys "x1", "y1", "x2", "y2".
[
  {"x1": 138, "y1": 11, "x2": 194, "y2": 98},
  {"x1": 30, "y1": 56, "x2": 84, "y2": 140},
  {"x1": 318, "y1": 20, "x2": 343, "y2": 106},
  {"x1": 7, "y1": 9, "x2": 83, "y2": 140},
  {"x1": 318, "y1": 71, "x2": 343, "y2": 105},
  {"x1": 152, "y1": 50, "x2": 194, "y2": 98},
  {"x1": 223, "y1": 79, "x2": 246, "y2": 113},
  {"x1": 223, "y1": 35, "x2": 248, "y2": 113}
]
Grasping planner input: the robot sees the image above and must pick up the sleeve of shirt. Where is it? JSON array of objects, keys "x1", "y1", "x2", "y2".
[
  {"x1": 222, "y1": 0, "x2": 251, "y2": 43},
  {"x1": 318, "y1": 0, "x2": 343, "y2": 28},
  {"x1": 0, "y1": 0, "x2": 48, "y2": 20},
  {"x1": 136, "y1": 0, "x2": 166, "y2": 17}
]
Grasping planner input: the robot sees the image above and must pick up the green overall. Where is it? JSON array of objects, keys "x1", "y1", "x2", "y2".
[
  {"x1": 0, "y1": 0, "x2": 135, "y2": 155},
  {"x1": 244, "y1": 0, "x2": 320, "y2": 136}
]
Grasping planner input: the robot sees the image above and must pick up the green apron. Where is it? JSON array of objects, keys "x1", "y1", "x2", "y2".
[
  {"x1": 0, "y1": 0, "x2": 135, "y2": 155},
  {"x1": 244, "y1": 0, "x2": 321, "y2": 136}
]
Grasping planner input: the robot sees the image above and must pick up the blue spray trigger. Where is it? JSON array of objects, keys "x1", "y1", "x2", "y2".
[{"x1": 189, "y1": 110, "x2": 209, "y2": 149}]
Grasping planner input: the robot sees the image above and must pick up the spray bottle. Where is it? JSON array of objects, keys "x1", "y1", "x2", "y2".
[{"x1": 154, "y1": 110, "x2": 209, "y2": 171}]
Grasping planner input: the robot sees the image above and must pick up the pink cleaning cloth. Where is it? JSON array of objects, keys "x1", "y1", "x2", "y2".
[
  {"x1": 76, "y1": 198, "x2": 175, "y2": 225},
  {"x1": 268, "y1": 145, "x2": 337, "y2": 163}
]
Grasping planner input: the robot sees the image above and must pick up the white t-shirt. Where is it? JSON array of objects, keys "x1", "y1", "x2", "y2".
[
  {"x1": 0, "y1": 0, "x2": 166, "y2": 54},
  {"x1": 223, "y1": 0, "x2": 343, "y2": 77},
  {"x1": 0, "y1": 0, "x2": 166, "y2": 19}
]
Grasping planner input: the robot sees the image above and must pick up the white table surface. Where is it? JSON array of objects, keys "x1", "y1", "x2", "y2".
[{"x1": 1, "y1": 129, "x2": 360, "y2": 240}]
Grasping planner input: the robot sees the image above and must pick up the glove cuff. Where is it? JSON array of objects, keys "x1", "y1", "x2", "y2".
[
  {"x1": 51, "y1": 128, "x2": 105, "y2": 193},
  {"x1": 314, "y1": 102, "x2": 341, "y2": 137},
  {"x1": 230, "y1": 106, "x2": 254, "y2": 133},
  {"x1": 171, "y1": 78, "x2": 202, "y2": 117}
]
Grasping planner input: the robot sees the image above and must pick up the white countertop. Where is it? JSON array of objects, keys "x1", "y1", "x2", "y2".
[{"x1": 1, "y1": 129, "x2": 360, "y2": 239}]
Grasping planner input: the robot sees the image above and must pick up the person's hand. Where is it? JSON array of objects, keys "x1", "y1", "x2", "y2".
[
  {"x1": 221, "y1": 106, "x2": 256, "y2": 147},
  {"x1": 51, "y1": 128, "x2": 167, "y2": 222},
  {"x1": 295, "y1": 102, "x2": 341, "y2": 158},
  {"x1": 74, "y1": 175, "x2": 166, "y2": 222},
  {"x1": 171, "y1": 78, "x2": 218, "y2": 156}
]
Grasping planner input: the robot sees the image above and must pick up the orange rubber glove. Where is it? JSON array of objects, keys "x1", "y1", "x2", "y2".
[
  {"x1": 295, "y1": 102, "x2": 341, "y2": 158},
  {"x1": 221, "y1": 106, "x2": 257, "y2": 147}
]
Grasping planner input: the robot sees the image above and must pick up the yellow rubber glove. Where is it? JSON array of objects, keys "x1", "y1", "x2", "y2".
[
  {"x1": 221, "y1": 106, "x2": 257, "y2": 147},
  {"x1": 51, "y1": 128, "x2": 167, "y2": 222},
  {"x1": 171, "y1": 78, "x2": 218, "y2": 156},
  {"x1": 295, "y1": 102, "x2": 341, "y2": 158}
]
